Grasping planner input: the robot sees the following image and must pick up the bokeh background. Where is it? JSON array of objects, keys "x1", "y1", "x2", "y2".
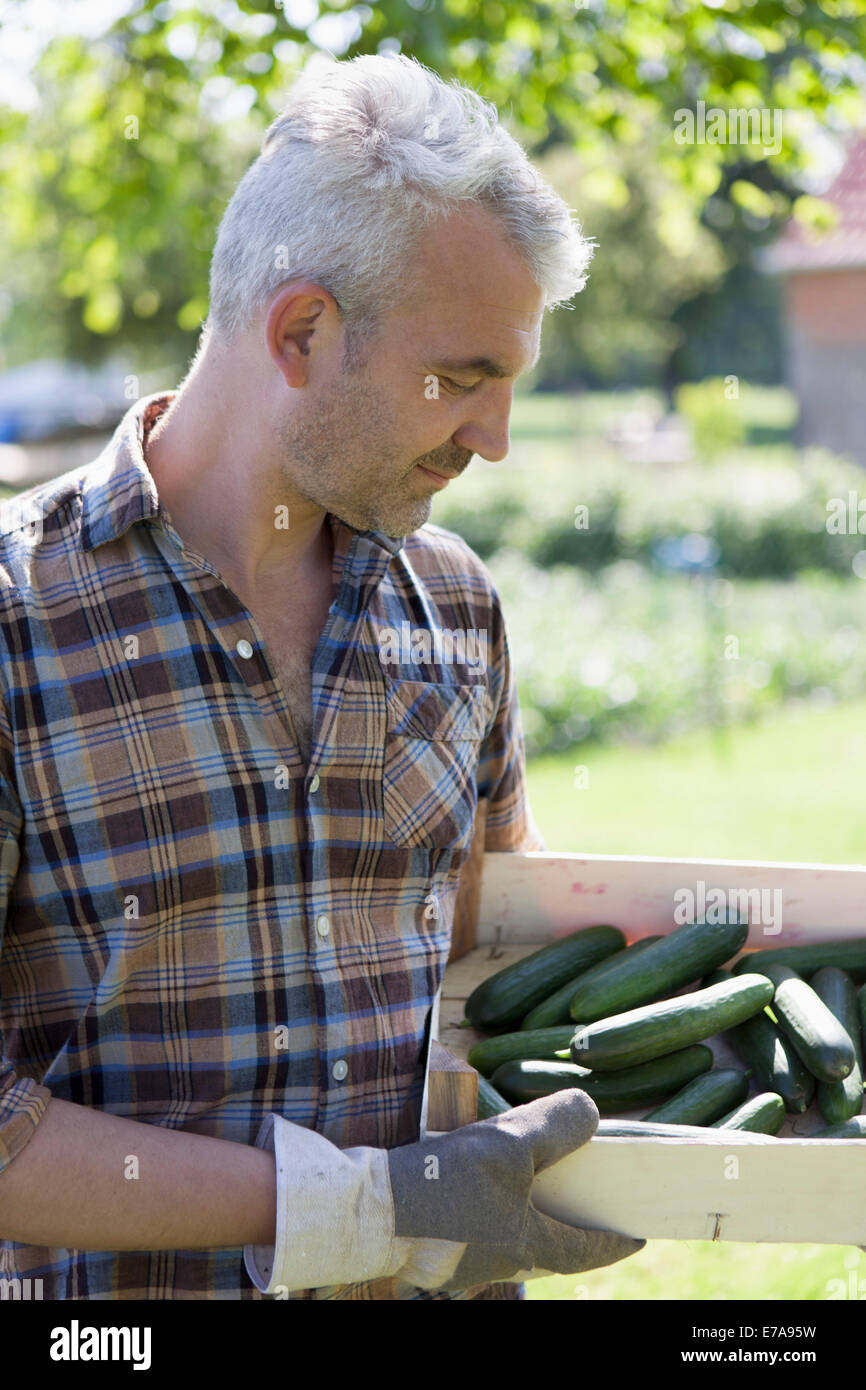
[{"x1": 2, "y1": 0, "x2": 866, "y2": 1303}]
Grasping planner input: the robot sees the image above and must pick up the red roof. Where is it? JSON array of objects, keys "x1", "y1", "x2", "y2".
[{"x1": 765, "y1": 132, "x2": 866, "y2": 273}]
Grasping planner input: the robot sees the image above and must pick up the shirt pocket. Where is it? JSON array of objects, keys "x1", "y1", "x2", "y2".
[{"x1": 382, "y1": 678, "x2": 489, "y2": 851}]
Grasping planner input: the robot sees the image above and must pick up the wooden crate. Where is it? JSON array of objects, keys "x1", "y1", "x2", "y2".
[{"x1": 436, "y1": 851, "x2": 866, "y2": 1245}]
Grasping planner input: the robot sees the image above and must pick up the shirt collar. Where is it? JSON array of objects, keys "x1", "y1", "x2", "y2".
[{"x1": 79, "y1": 390, "x2": 406, "y2": 566}]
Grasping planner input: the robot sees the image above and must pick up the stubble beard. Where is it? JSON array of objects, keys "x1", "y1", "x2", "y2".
[{"x1": 274, "y1": 373, "x2": 436, "y2": 539}]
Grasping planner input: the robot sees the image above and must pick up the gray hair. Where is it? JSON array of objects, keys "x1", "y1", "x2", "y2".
[{"x1": 206, "y1": 52, "x2": 593, "y2": 363}]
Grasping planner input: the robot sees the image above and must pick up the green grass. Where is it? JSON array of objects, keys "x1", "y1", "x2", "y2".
[
  {"x1": 525, "y1": 1242, "x2": 865, "y2": 1302},
  {"x1": 525, "y1": 696, "x2": 866, "y2": 866},
  {"x1": 521, "y1": 698, "x2": 866, "y2": 1299}
]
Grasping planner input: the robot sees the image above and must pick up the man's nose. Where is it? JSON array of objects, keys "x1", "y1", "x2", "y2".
[{"x1": 451, "y1": 387, "x2": 513, "y2": 463}]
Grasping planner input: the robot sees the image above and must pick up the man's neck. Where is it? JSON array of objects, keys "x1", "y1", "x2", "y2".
[{"x1": 143, "y1": 378, "x2": 333, "y2": 605}]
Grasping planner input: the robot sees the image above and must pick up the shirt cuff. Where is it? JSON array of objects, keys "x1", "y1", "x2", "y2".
[{"x1": 243, "y1": 1113, "x2": 402, "y2": 1295}]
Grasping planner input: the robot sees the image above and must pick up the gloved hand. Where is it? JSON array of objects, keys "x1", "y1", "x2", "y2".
[
  {"x1": 388, "y1": 1088, "x2": 645, "y2": 1291},
  {"x1": 244, "y1": 1090, "x2": 645, "y2": 1296}
]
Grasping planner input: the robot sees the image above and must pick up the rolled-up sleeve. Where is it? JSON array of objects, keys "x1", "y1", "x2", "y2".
[
  {"x1": 475, "y1": 583, "x2": 546, "y2": 854},
  {"x1": 0, "y1": 695, "x2": 51, "y2": 1174}
]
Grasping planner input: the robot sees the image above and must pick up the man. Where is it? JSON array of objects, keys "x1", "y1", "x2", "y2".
[{"x1": 0, "y1": 52, "x2": 643, "y2": 1299}]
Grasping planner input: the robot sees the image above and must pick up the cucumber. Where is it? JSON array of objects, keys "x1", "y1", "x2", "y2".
[
  {"x1": 726, "y1": 1008, "x2": 815, "y2": 1114},
  {"x1": 490, "y1": 1044, "x2": 713, "y2": 1111},
  {"x1": 488, "y1": 1059, "x2": 589, "y2": 1104},
  {"x1": 467, "y1": 1026, "x2": 578, "y2": 1077},
  {"x1": 643, "y1": 1068, "x2": 750, "y2": 1125},
  {"x1": 568, "y1": 917, "x2": 749, "y2": 1024},
  {"x1": 711, "y1": 1092, "x2": 786, "y2": 1134},
  {"x1": 814, "y1": 1115, "x2": 866, "y2": 1138},
  {"x1": 759, "y1": 963, "x2": 856, "y2": 1083},
  {"x1": 598, "y1": 1119, "x2": 710, "y2": 1139},
  {"x1": 464, "y1": 924, "x2": 625, "y2": 1030},
  {"x1": 520, "y1": 936, "x2": 663, "y2": 1031},
  {"x1": 475, "y1": 1073, "x2": 512, "y2": 1119},
  {"x1": 859, "y1": 983, "x2": 866, "y2": 1066},
  {"x1": 810, "y1": 968, "x2": 864, "y2": 1125},
  {"x1": 595, "y1": 1119, "x2": 777, "y2": 1142},
  {"x1": 734, "y1": 940, "x2": 866, "y2": 984},
  {"x1": 570, "y1": 974, "x2": 774, "y2": 1072}
]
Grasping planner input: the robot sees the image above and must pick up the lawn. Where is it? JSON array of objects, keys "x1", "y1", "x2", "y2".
[
  {"x1": 520, "y1": 698, "x2": 866, "y2": 1300},
  {"x1": 524, "y1": 695, "x2": 866, "y2": 866},
  {"x1": 525, "y1": 1240, "x2": 864, "y2": 1302}
]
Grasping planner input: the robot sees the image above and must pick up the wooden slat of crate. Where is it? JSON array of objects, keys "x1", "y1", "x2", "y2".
[
  {"x1": 475, "y1": 852, "x2": 866, "y2": 945},
  {"x1": 532, "y1": 1133, "x2": 866, "y2": 1245},
  {"x1": 426, "y1": 1039, "x2": 477, "y2": 1130}
]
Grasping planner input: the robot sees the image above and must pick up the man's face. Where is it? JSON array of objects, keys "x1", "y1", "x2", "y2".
[{"x1": 275, "y1": 204, "x2": 546, "y2": 538}]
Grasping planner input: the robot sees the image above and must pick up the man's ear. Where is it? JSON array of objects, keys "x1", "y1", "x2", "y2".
[{"x1": 264, "y1": 281, "x2": 341, "y2": 389}]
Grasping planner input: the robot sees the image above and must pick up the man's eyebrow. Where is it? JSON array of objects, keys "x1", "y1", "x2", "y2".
[{"x1": 431, "y1": 347, "x2": 541, "y2": 379}]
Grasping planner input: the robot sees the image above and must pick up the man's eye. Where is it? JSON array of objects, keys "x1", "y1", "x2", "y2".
[{"x1": 442, "y1": 378, "x2": 476, "y2": 393}]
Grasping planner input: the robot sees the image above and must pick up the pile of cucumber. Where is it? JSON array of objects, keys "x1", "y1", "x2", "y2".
[{"x1": 463, "y1": 921, "x2": 866, "y2": 1139}]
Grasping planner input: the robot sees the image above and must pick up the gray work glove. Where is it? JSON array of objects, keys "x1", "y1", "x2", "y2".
[
  {"x1": 388, "y1": 1089, "x2": 645, "y2": 1291},
  {"x1": 244, "y1": 1089, "x2": 645, "y2": 1296}
]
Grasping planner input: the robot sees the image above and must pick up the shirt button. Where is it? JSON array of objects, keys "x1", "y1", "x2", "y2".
[
  {"x1": 316, "y1": 914, "x2": 331, "y2": 938},
  {"x1": 236, "y1": 639, "x2": 254, "y2": 659},
  {"x1": 309, "y1": 774, "x2": 320, "y2": 794},
  {"x1": 332, "y1": 1060, "x2": 348, "y2": 1082}
]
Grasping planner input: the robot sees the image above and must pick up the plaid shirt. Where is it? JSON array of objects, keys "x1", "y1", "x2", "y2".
[{"x1": 0, "y1": 392, "x2": 543, "y2": 1300}]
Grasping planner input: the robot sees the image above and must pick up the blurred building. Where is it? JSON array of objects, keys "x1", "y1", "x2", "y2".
[{"x1": 764, "y1": 133, "x2": 866, "y2": 466}]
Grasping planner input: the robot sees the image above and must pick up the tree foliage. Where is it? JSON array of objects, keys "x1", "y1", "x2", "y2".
[{"x1": 1, "y1": 0, "x2": 864, "y2": 373}]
